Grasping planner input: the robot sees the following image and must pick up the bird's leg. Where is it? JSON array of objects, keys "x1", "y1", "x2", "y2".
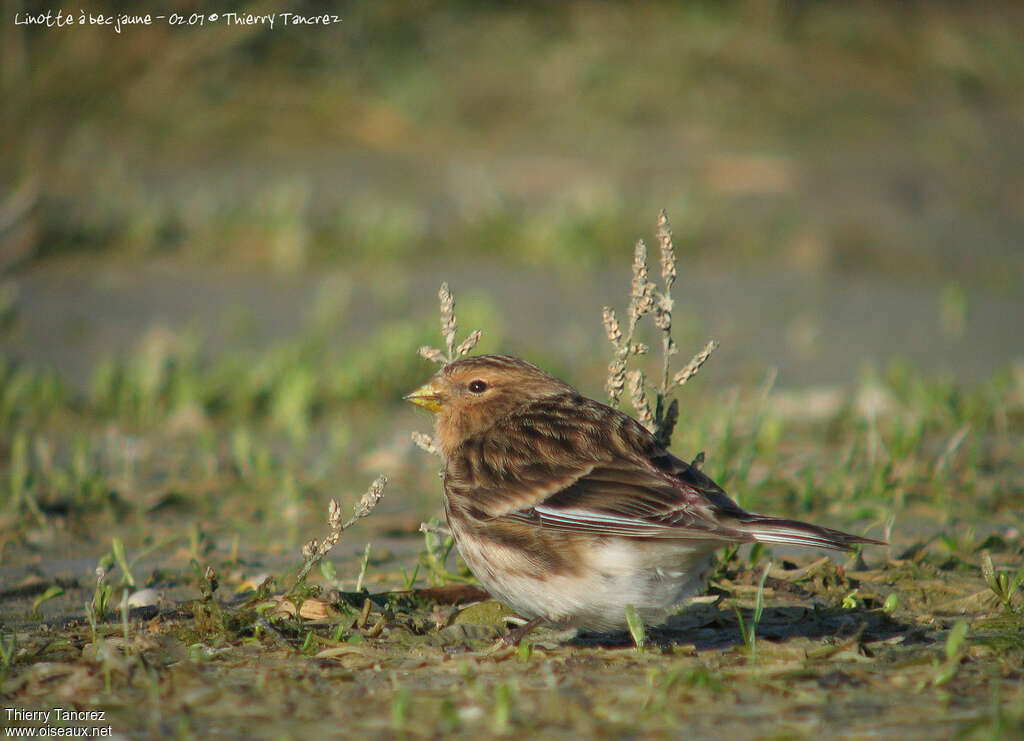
[{"x1": 502, "y1": 616, "x2": 545, "y2": 646}]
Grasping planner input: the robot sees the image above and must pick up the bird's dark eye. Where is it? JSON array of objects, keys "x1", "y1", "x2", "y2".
[{"x1": 468, "y1": 380, "x2": 488, "y2": 393}]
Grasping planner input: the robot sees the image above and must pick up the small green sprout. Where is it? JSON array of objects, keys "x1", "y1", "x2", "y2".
[
  {"x1": 492, "y1": 682, "x2": 512, "y2": 735},
  {"x1": 932, "y1": 620, "x2": 969, "y2": 687},
  {"x1": 111, "y1": 536, "x2": 136, "y2": 589},
  {"x1": 517, "y1": 640, "x2": 532, "y2": 664},
  {"x1": 419, "y1": 522, "x2": 474, "y2": 585},
  {"x1": 982, "y1": 553, "x2": 1024, "y2": 613},
  {"x1": 390, "y1": 675, "x2": 411, "y2": 731},
  {"x1": 356, "y1": 542, "x2": 372, "y2": 593},
  {"x1": 735, "y1": 561, "x2": 772, "y2": 663},
  {"x1": 31, "y1": 584, "x2": 65, "y2": 616},
  {"x1": 882, "y1": 592, "x2": 899, "y2": 614},
  {"x1": 625, "y1": 604, "x2": 646, "y2": 653},
  {"x1": 0, "y1": 632, "x2": 17, "y2": 692},
  {"x1": 88, "y1": 566, "x2": 113, "y2": 624}
]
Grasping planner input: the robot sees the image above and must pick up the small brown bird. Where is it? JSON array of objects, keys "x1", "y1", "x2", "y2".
[{"x1": 406, "y1": 355, "x2": 883, "y2": 634}]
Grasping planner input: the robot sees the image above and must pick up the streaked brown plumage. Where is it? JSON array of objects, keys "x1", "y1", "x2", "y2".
[{"x1": 406, "y1": 354, "x2": 883, "y2": 632}]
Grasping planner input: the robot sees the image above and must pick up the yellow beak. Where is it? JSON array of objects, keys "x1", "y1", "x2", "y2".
[{"x1": 404, "y1": 380, "x2": 443, "y2": 412}]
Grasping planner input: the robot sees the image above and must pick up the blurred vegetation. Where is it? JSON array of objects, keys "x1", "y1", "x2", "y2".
[
  {"x1": 1, "y1": 296, "x2": 1021, "y2": 538},
  {"x1": 3, "y1": 0, "x2": 1023, "y2": 285}
]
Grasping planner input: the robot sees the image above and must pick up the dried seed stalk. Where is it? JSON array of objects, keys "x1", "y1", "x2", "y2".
[
  {"x1": 603, "y1": 210, "x2": 718, "y2": 447},
  {"x1": 439, "y1": 283, "x2": 457, "y2": 359},
  {"x1": 604, "y1": 241, "x2": 657, "y2": 406},
  {"x1": 288, "y1": 475, "x2": 388, "y2": 595},
  {"x1": 419, "y1": 283, "x2": 484, "y2": 366},
  {"x1": 627, "y1": 370, "x2": 655, "y2": 431},
  {"x1": 415, "y1": 283, "x2": 484, "y2": 454},
  {"x1": 671, "y1": 340, "x2": 719, "y2": 390},
  {"x1": 456, "y1": 330, "x2": 482, "y2": 358},
  {"x1": 411, "y1": 431, "x2": 440, "y2": 457},
  {"x1": 418, "y1": 346, "x2": 447, "y2": 364},
  {"x1": 655, "y1": 210, "x2": 678, "y2": 392}
]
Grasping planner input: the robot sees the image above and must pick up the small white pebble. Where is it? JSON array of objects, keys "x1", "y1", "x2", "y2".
[
  {"x1": 457, "y1": 705, "x2": 484, "y2": 722},
  {"x1": 126, "y1": 588, "x2": 161, "y2": 608}
]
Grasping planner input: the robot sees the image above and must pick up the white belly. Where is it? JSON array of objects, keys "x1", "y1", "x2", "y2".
[{"x1": 451, "y1": 525, "x2": 718, "y2": 631}]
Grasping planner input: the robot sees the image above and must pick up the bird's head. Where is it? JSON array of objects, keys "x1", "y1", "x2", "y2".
[{"x1": 405, "y1": 354, "x2": 574, "y2": 455}]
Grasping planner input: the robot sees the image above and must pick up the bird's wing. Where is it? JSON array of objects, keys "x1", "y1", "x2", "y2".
[
  {"x1": 512, "y1": 456, "x2": 753, "y2": 542},
  {"x1": 507, "y1": 443, "x2": 880, "y2": 549},
  {"x1": 445, "y1": 397, "x2": 752, "y2": 542}
]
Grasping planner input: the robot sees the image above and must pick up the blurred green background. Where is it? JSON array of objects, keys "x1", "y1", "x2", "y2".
[
  {"x1": 5, "y1": 1, "x2": 1024, "y2": 272},
  {"x1": 2, "y1": 0, "x2": 1022, "y2": 393}
]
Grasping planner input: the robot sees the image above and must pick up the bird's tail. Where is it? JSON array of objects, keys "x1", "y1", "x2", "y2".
[{"x1": 739, "y1": 515, "x2": 885, "y2": 552}]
